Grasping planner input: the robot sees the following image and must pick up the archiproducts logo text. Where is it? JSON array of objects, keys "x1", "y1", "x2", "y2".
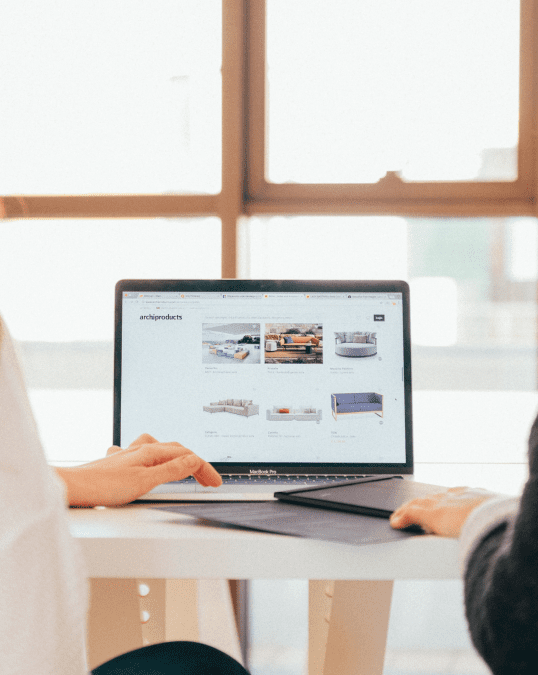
[{"x1": 140, "y1": 314, "x2": 182, "y2": 321}]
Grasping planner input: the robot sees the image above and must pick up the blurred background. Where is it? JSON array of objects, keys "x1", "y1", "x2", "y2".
[{"x1": 1, "y1": 1, "x2": 534, "y2": 673}]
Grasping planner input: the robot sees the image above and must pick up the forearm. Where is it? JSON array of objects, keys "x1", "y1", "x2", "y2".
[
  {"x1": 462, "y1": 482, "x2": 538, "y2": 674},
  {"x1": 53, "y1": 465, "x2": 129, "y2": 507},
  {"x1": 53, "y1": 466, "x2": 93, "y2": 507},
  {"x1": 464, "y1": 522, "x2": 514, "y2": 673}
]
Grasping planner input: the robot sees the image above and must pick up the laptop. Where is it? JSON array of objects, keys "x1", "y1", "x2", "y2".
[{"x1": 113, "y1": 279, "x2": 413, "y2": 500}]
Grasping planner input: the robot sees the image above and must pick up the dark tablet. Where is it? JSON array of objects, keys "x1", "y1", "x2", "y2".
[{"x1": 274, "y1": 476, "x2": 446, "y2": 518}]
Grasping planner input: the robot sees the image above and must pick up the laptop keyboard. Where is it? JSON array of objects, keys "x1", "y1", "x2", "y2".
[{"x1": 172, "y1": 474, "x2": 371, "y2": 485}]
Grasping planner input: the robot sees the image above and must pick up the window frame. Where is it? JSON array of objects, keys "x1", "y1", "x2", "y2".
[
  {"x1": 1, "y1": 0, "x2": 537, "y2": 279},
  {"x1": 245, "y1": 0, "x2": 538, "y2": 216}
]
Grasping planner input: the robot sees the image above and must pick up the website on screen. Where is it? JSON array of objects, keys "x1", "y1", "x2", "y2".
[{"x1": 120, "y1": 291, "x2": 406, "y2": 464}]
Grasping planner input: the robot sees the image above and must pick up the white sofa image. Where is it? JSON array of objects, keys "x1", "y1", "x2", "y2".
[
  {"x1": 203, "y1": 399, "x2": 259, "y2": 417},
  {"x1": 334, "y1": 331, "x2": 377, "y2": 357},
  {"x1": 266, "y1": 406, "x2": 322, "y2": 424}
]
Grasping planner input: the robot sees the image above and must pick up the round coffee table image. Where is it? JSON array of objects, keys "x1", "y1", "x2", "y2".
[{"x1": 334, "y1": 331, "x2": 377, "y2": 357}]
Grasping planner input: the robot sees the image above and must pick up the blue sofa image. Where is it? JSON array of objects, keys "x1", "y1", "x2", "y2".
[{"x1": 331, "y1": 393, "x2": 383, "y2": 420}]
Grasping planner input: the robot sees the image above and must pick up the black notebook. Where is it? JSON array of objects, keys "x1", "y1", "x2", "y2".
[{"x1": 274, "y1": 476, "x2": 446, "y2": 518}]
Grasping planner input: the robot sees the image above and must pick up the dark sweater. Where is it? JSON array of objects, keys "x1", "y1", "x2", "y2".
[{"x1": 464, "y1": 413, "x2": 538, "y2": 674}]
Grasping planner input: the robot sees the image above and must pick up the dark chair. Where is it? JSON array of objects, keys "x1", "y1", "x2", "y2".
[{"x1": 92, "y1": 640, "x2": 250, "y2": 674}]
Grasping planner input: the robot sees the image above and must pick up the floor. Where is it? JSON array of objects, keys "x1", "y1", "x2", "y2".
[
  {"x1": 249, "y1": 649, "x2": 490, "y2": 675},
  {"x1": 383, "y1": 649, "x2": 490, "y2": 675},
  {"x1": 248, "y1": 580, "x2": 492, "y2": 675}
]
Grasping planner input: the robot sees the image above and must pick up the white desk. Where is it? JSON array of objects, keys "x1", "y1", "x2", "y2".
[
  {"x1": 70, "y1": 503, "x2": 460, "y2": 581},
  {"x1": 70, "y1": 502, "x2": 462, "y2": 675},
  {"x1": 71, "y1": 448, "x2": 531, "y2": 581},
  {"x1": 70, "y1": 459, "x2": 529, "y2": 674}
]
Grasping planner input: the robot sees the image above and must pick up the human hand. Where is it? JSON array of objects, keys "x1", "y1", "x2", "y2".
[
  {"x1": 55, "y1": 434, "x2": 222, "y2": 507},
  {"x1": 389, "y1": 486, "x2": 494, "y2": 537}
]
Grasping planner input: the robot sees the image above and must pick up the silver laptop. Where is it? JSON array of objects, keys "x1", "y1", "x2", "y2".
[{"x1": 113, "y1": 280, "x2": 413, "y2": 500}]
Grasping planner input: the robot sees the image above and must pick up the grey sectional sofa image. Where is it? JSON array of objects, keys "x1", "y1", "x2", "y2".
[
  {"x1": 331, "y1": 393, "x2": 383, "y2": 420},
  {"x1": 266, "y1": 406, "x2": 322, "y2": 423},
  {"x1": 334, "y1": 331, "x2": 377, "y2": 357},
  {"x1": 203, "y1": 398, "x2": 259, "y2": 417}
]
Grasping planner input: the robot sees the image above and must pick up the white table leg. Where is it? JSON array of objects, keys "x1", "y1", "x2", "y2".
[
  {"x1": 309, "y1": 580, "x2": 394, "y2": 675},
  {"x1": 88, "y1": 579, "x2": 242, "y2": 669},
  {"x1": 87, "y1": 579, "x2": 142, "y2": 670},
  {"x1": 197, "y1": 579, "x2": 244, "y2": 665},
  {"x1": 87, "y1": 579, "x2": 198, "y2": 670},
  {"x1": 163, "y1": 579, "x2": 199, "y2": 642},
  {"x1": 309, "y1": 580, "x2": 335, "y2": 675}
]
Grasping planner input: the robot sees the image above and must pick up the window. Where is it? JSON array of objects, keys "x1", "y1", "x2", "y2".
[
  {"x1": 2, "y1": 4, "x2": 537, "y2": 671},
  {"x1": 0, "y1": 217, "x2": 221, "y2": 463},
  {"x1": 0, "y1": 1, "x2": 222, "y2": 195},
  {"x1": 247, "y1": 0, "x2": 535, "y2": 211},
  {"x1": 0, "y1": 0, "x2": 534, "y2": 499},
  {"x1": 266, "y1": 0, "x2": 520, "y2": 185}
]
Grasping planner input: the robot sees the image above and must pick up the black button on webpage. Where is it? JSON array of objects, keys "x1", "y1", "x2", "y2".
[{"x1": 374, "y1": 314, "x2": 385, "y2": 321}]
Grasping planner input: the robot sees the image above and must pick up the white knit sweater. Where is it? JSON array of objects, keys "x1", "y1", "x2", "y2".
[{"x1": 0, "y1": 317, "x2": 88, "y2": 674}]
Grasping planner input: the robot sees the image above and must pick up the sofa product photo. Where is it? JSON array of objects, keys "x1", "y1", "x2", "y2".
[
  {"x1": 266, "y1": 406, "x2": 322, "y2": 423},
  {"x1": 334, "y1": 331, "x2": 377, "y2": 357},
  {"x1": 331, "y1": 393, "x2": 383, "y2": 420},
  {"x1": 203, "y1": 399, "x2": 260, "y2": 417}
]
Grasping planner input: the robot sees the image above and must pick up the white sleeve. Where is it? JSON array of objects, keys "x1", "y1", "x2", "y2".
[
  {"x1": 459, "y1": 495, "x2": 520, "y2": 575},
  {"x1": 0, "y1": 317, "x2": 88, "y2": 674}
]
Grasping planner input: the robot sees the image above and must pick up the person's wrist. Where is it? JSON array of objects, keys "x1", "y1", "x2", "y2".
[
  {"x1": 459, "y1": 495, "x2": 519, "y2": 573},
  {"x1": 53, "y1": 466, "x2": 75, "y2": 505},
  {"x1": 54, "y1": 466, "x2": 93, "y2": 507}
]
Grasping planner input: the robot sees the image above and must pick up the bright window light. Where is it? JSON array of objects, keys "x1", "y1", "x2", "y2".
[
  {"x1": 507, "y1": 219, "x2": 538, "y2": 282},
  {"x1": 411, "y1": 277, "x2": 458, "y2": 346},
  {"x1": 267, "y1": 0, "x2": 519, "y2": 184},
  {"x1": 240, "y1": 216, "x2": 408, "y2": 280},
  {"x1": 0, "y1": 218, "x2": 221, "y2": 341},
  {"x1": 0, "y1": 0, "x2": 222, "y2": 194}
]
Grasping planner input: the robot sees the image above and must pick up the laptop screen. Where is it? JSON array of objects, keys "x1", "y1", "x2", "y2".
[{"x1": 114, "y1": 280, "x2": 412, "y2": 474}]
